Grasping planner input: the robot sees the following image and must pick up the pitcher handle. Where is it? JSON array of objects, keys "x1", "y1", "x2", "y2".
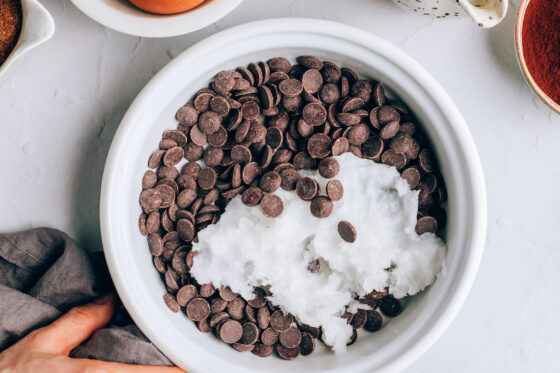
[{"x1": 459, "y1": 0, "x2": 508, "y2": 28}]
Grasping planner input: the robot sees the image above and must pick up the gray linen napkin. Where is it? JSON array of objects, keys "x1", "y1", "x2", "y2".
[{"x1": 0, "y1": 227, "x2": 172, "y2": 366}]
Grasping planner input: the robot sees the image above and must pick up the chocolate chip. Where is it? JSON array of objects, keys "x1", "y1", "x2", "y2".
[
  {"x1": 279, "y1": 326, "x2": 302, "y2": 349},
  {"x1": 346, "y1": 123, "x2": 370, "y2": 145},
  {"x1": 176, "y1": 219, "x2": 194, "y2": 242},
  {"x1": 232, "y1": 343, "x2": 254, "y2": 352},
  {"x1": 319, "y1": 83, "x2": 340, "y2": 104},
  {"x1": 293, "y1": 151, "x2": 316, "y2": 170},
  {"x1": 247, "y1": 287, "x2": 267, "y2": 308},
  {"x1": 257, "y1": 306, "x2": 271, "y2": 329},
  {"x1": 336, "y1": 112, "x2": 361, "y2": 126},
  {"x1": 347, "y1": 329, "x2": 358, "y2": 346},
  {"x1": 378, "y1": 105, "x2": 401, "y2": 124},
  {"x1": 297, "y1": 55, "x2": 323, "y2": 70},
  {"x1": 302, "y1": 102, "x2": 327, "y2": 126},
  {"x1": 338, "y1": 221, "x2": 356, "y2": 243},
  {"x1": 202, "y1": 146, "x2": 223, "y2": 168},
  {"x1": 402, "y1": 167, "x2": 421, "y2": 189},
  {"x1": 208, "y1": 312, "x2": 228, "y2": 329},
  {"x1": 210, "y1": 96, "x2": 230, "y2": 116},
  {"x1": 241, "y1": 187, "x2": 264, "y2": 207},
  {"x1": 146, "y1": 211, "x2": 160, "y2": 233},
  {"x1": 241, "y1": 101, "x2": 260, "y2": 121},
  {"x1": 380, "y1": 296, "x2": 402, "y2": 317},
  {"x1": 147, "y1": 233, "x2": 163, "y2": 256},
  {"x1": 198, "y1": 318, "x2": 212, "y2": 333},
  {"x1": 351, "y1": 309, "x2": 367, "y2": 329},
  {"x1": 270, "y1": 310, "x2": 293, "y2": 332},
  {"x1": 163, "y1": 294, "x2": 180, "y2": 313},
  {"x1": 300, "y1": 332, "x2": 315, "y2": 355},
  {"x1": 160, "y1": 139, "x2": 177, "y2": 150},
  {"x1": 418, "y1": 149, "x2": 435, "y2": 173},
  {"x1": 219, "y1": 286, "x2": 238, "y2": 302},
  {"x1": 184, "y1": 143, "x2": 204, "y2": 161},
  {"x1": 330, "y1": 137, "x2": 349, "y2": 156},
  {"x1": 194, "y1": 92, "x2": 213, "y2": 112},
  {"x1": 296, "y1": 177, "x2": 318, "y2": 201},
  {"x1": 318, "y1": 157, "x2": 340, "y2": 178},
  {"x1": 142, "y1": 170, "x2": 157, "y2": 190},
  {"x1": 260, "y1": 194, "x2": 284, "y2": 218},
  {"x1": 298, "y1": 324, "x2": 320, "y2": 339},
  {"x1": 199, "y1": 283, "x2": 216, "y2": 298},
  {"x1": 261, "y1": 327, "x2": 279, "y2": 345},
  {"x1": 238, "y1": 322, "x2": 259, "y2": 345},
  {"x1": 139, "y1": 213, "x2": 148, "y2": 236},
  {"x1": 198, "y1": 167, "x2": 217, "y2": 190},
  {"x1": 198, "y1": 111, "x2": 222, "y2": 135},
  {"x1": 380, "y1": 120, "x2": 400, "y2": 140},
  {"x1": 324, "y1": 179, "x2": 343, "y2": 202},
  {"x1": 189, "y1": 125, "x2": 208, "y2": 147},
  {"x1": 415, "y1": 216, "x2": 438, "y2": 235},
  {"x1": 351, "y1": 80, "x2": 372, "y2": 103},
  {"x1": 279, "y1": 78, "x2": 303, "y2": 97},
  {"x1": 176, "y1": 189, "x2": 197, "y2": 209},
  {"x1": 186, "y1": 298, "x2": 211, "y2": 322},
  {"x1": 252, "y1": 343, "x2": 274, "y2": 357},
  {"x1": 231, "y1": 145, "x2": 252, "y2": 164},
  {"x1": 244, "y1": 305, "x2": 257, "y2": 323},
  {"x1": 362, "y1": 136, "x2": 384, "y2": 159},
  {"x1": 381, "y1": 149, "x2": 406, "y2": 170},
  {"x1": 177, "y1": 285, "x2": 198, "y2": 307},
  {"x1": 220, "y1": 320, "x2": 243, "y2": 344},
  {"x1": 259, "y1": 171, "x2": 281, "y2": 193},
  {"x1": 276, "y1": 345, "x2": 300, "y2": 360},
  {"x1": 154, "y1": 184, "x2": 175, "y2": 209},
  {"x1": 301, "y1": 69, "x2": 323, "y2": 94},
  {"x1": 310, "y1": 196, "x2": 333, "y2": 218},
  {"x1": 140, "y1": 189, "x2": 162, "y2": 213},
  {"x1": 268, "y1": 57, "x2": 291, "y2": 73},
  {"x1": 176, "y1": 105, "x2": 199, "y2": 126},
  {"x1": 307, "y1": 133, "x2": 332, "y2": 159},
  {"x1": 364, "y1": 310, "x2": 383, "y2": 332},
  {"x1": 208, "y1": 127, "x2": 228, "y2": 148}
]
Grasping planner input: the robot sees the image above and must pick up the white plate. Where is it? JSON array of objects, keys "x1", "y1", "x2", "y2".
[
  {"x1": 69, "y1": 0, "x2": 243, "y2": 38},
  {"x1": 100, "y1": 18, "x2": 487, "y2": 373}
]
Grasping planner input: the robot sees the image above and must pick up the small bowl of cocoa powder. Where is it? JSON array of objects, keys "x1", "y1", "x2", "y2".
[
  {"x1": 0, "y1": 0, "x2": 55, "y2": 79},
  {"x1": 516, "y1": 0, "x2": 560, "y2": 114}
]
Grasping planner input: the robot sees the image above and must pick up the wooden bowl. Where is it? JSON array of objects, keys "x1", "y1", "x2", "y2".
[{"x1": 515, "y1": 0, "x2": 560, "y2": 114}]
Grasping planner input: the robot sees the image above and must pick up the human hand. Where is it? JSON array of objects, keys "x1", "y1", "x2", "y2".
[{"x1": 0, "y1": 294, "x2": 184, "y2": 373}]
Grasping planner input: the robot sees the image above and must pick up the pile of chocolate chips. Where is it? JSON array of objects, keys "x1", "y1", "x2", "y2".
[{"x1": 138, "y1": 56, "x2": 446, "y2": 359}]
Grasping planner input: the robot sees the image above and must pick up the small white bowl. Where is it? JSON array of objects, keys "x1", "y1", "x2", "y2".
[
  {"x1": 0, "y1": 0, "x2": 55, "y2": 79},
  {"x1": 100, "y1": 18, "x2": 487, "y2": 373},
  {"x1": 69, "y1": 0, "x2": 243, "y2": 38}
]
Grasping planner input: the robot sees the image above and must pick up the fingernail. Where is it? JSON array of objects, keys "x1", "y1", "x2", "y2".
[{"x1": 93, "y1": 294, "x2": 113, "y2": 305}]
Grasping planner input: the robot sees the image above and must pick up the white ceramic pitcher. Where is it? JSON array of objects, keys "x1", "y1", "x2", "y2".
[{"x1": 392, "y1": 0, "x2": 508, "y2": 28}]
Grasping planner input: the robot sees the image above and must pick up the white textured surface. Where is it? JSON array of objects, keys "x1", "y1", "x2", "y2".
[{"x1": 0, "y1": 0, "x2": 557, "y2": 371}]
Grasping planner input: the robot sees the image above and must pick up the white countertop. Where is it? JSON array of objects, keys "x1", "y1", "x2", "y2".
[{"x1": 1, "y1": 0, "x2": 558, "y2": 371}]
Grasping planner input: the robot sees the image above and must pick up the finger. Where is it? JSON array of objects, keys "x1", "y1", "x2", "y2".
[
  {"x1": 73, "y1": 358, "x2": 186, "y2": 373},
  {"x1": 31, "y1": 294, "x2": 116, "y2": 354}
]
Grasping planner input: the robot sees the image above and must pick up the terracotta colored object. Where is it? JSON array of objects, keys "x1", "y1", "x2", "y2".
[
  {"x1": 129, "y1": 0, "x2": 205, "y2": 15},
  {"x1": 515, "y1": 0, "x2": 560, "y2": 114}
]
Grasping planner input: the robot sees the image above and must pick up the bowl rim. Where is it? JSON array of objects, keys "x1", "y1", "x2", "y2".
[
  {"x1": 69, "y1": 0, "x2": 243, "y2": 38},
  {"x1": 515, "y1": 0, "x2": 560, "y2": 114},
  {"x1": 100, "y1": 17, "x2": 487, "y2": 372}
]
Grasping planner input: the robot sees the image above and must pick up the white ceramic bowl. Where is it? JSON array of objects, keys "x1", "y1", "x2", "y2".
[
  {"x1": 100, "y1": 18, "x2": 487, "y2": 373},
  {"x1": 69, "y1": 0, "x2": 243, "y2": 38},
  {"x1": 0, "y1": 0, "x2": 55, "y2": 80}
]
